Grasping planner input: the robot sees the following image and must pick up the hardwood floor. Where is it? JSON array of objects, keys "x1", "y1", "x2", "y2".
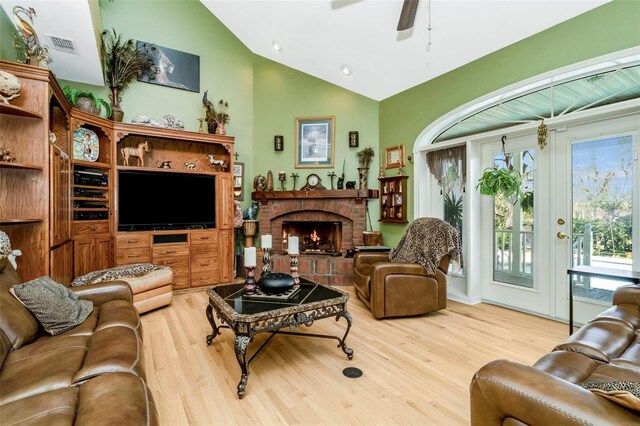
[{"x1": 141, "y1": 287, "x2": 566, "y2": 425}]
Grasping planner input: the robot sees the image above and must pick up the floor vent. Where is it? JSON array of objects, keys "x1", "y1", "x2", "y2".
[{"x1": 46, "y1": 35, "x2": 78, "y2": 54}]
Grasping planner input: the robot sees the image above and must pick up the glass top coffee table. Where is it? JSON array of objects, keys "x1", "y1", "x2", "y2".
[{"x1": 205, "y1": 279, "x2": 353, "y2": 399}]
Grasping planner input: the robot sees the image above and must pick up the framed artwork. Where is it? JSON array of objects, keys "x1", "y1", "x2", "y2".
[
  {"x1": 295, "y1": 116, "x2": 335, "y2": 168},
  {"x1": 233, "y1": 162, "x2": 244, "y2": 201},
  {"x1": 137, "y1": 41, "x2": 200, "y2": 92},
  {"x1": 385, "y1": 144, "x2": 405, "y2": 169}
]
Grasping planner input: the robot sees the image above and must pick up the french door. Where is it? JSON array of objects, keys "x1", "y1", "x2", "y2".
[
  {"x1": 480, "y1": 132, "x2": 553, "y2": 316},
  {"x1": 481, "y1": 113, "x2": 638, "y2": 323},
  {"x1": 553, "y1": 114, "x2": 639, "y2": 325}
]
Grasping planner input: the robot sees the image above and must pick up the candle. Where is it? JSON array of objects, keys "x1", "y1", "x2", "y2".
[
  {"x1": 288, "y1": 236, "x2": 299, "y2": 255},
  {"x1": 261, "y1": 234, "x2": 272, "y2": 249},
  {"x1": 244, "y1": 247, "x2": 256, "y2": 267}
]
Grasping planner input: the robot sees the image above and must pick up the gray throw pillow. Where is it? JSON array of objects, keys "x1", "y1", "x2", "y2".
[{"x1": 12, "y1": 276, "x2": 93, "y2": 335}]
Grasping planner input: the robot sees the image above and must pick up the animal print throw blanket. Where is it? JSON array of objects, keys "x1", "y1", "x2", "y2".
[
  {"x1": 71, "y1": 263, "x2": 169, "y2": 287},
  {"x1": 389, "y1": 217, "x2": 463, "y2": 275}
]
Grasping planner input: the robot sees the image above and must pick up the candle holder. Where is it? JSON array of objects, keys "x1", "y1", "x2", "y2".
[
  {"x1": 262, "y1": 248, "x2": 271, "y2": 275},
  {"x1": 289, "y1": 254, "x2": 300, "y2": 285},
  {"x1": 243, "y1": 266, "x2": 257, "y2": 294}
]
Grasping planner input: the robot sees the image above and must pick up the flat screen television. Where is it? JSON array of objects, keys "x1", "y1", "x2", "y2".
[{"x1": 118, "y1": 170, "x2": 216, "y2": 231}]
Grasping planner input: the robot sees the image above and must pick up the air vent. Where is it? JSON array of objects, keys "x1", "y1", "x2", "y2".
[{"x1": 46, "y1": 34, "x2": 78, "y2": 54}]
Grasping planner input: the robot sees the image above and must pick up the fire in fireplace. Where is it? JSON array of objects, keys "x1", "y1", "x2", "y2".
[{"x1": 282, "y1": 221, "x2": 342, "y2": 255}]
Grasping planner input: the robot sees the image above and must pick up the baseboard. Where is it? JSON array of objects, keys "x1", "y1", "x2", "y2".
[{"x1": 447, "y1": 291, "x2": 481, "y2": 305}]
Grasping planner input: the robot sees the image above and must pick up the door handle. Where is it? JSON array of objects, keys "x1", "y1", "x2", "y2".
[{"x1": 557, "y1": 232, "x2": 568, "y2": 240}]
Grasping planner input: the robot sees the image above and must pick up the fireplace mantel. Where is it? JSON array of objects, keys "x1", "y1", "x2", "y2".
[{"x1": 252, "y1": 189, "x2": 379, "y2": 204}]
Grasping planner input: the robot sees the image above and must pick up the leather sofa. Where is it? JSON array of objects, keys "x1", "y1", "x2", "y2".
[
  {"x1": 0, "y1": 263, "x2": 159, "y2": 425},
  {"x1": 353, "y1": 252, "x2": 450, "y2": 319},
  {"x1": 470, "y1": 284, "x2": 640, "y2": 425}
]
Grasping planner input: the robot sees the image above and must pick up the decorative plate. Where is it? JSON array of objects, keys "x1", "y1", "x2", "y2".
[{"x1": 73, "y1": 127, "x2": 99, "y2": 162}]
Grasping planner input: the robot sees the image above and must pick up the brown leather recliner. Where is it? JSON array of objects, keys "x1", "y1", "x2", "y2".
[{"x1": 353, "y1": 252, "x2": 450, "y2": 319}]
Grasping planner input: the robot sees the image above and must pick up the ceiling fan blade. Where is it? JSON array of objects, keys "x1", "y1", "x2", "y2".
[{"x1": 397, "y1": 0, "x2": 419, "y2": 31}]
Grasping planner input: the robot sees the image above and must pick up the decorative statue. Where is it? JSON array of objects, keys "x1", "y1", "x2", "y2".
[
  {"x1": 12, "y1": 6, "x2": 51, "y2": 67},
  {"x1": 206, "y1": 154, "x2": 227, "y2": 171},
  {"x1": 156, "y1": 161, "x2": 172, "y2": 169},
  {"x1": 290, "y1": 172, "x2": 299, "y2": 190},
  {"x1": 198, "y1": 118, "x2": 205, "y2": 133},
  {"x1": 243, "y1": 202, "x2": 260, "y2": 220},
  {"x1": 131, "y1": 114, "x2": 184, "y2": 130},
  {"x1": 121, "y1": 141, "x2": 150, "y2": 166},
  {"x1": 0, "y1": 71, "x2": 21, "y2": 104},
  {"x1": 254, "y1": 175, "x2": 266, "y2": 191},
  {"x1": 185, "y1": 160, "x2": 198, "y2": 170},
  {"x1": 233, "y1": 201, "x2": 243, "y2": 228},
  {"x1": 345, "y1": 181, "x2": 356, "y2": 189},
  {"x1": 266, "y1": 170, "x2": 274, "y2": 191},
  {"x1": 0, "y1": 147, "x2": 16, "y2": 163}
]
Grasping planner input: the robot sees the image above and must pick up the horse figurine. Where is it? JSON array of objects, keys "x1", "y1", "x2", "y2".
[
  {"x1": 138, "y1": 43, "x2": 187, "y2": 90},
  {"x1": 121, "y1": 141, "x2": 150, "y2": 166}
]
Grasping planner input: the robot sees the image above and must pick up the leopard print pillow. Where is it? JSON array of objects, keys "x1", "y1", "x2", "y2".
[
  {"x1": 581, "y1": 381, "x2": 640, "y2": 412},
  {"x1": 0, "y1": 231, "x2": 11, "y2": 259}
]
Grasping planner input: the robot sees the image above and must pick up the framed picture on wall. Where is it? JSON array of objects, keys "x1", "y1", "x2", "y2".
[
  {"x1": 385, "y1": 144, "x2": 405, "y2": 169},
  {"x1": 136, "y1": 41, "x2": 200, "y2": 92},
  {"x1": 295, "y1": 116, "x2": 335, "y2": 168},
  {"x1": 233, "y1": 162, "x2": 244, "y2": 201}
]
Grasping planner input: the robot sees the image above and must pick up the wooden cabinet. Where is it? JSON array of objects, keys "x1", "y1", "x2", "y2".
[
  {"x1": 74, "y1": 235, "x2": 112, "y2": 278},
  {"x1": 115, "y1": 229, "x2": 228, "y2": 289},
  {"x1": 0, "y1": 61, "x2": 72, "y2": 282},
  {"x1": 379, "y1": 176, "x2": 408, "y2": 223}
]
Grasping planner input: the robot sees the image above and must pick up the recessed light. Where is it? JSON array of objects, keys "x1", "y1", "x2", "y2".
[
  {"x1": 341, "y1": 65, "x2": 352, "y2": 76},
  {"x1": 272, "y1": 41, "x2": 282, "y2": 52}
]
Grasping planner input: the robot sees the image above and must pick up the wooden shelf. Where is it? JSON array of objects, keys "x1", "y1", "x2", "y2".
[
  {"x1": 0, "y1": 103, "x2": 43, "y2": 119},
  {"x1": 252, "y1": 189, "x2": 379, "y2": 202},
  {"x1": 0, "y1": 162, "x2": 43, "y2": 171},
  {"x1": 117, "y1": 165, "x2": 222, "y2": 176},
  {"x1": 73, "y1": 207, "x2": 108, "y2": 212},
  {"x1": 73, "y1": 197, "x2": 108, "y2": 202},
  {"x1": 379, "y1": 176, "x2": 408, "y2": 223},
  {"x1": 73, "y1": 184, "x2": 109, "y2": 190},
  {"x1": 0, "y1": 218, "x2": 44, "y2": 224},
  {"x1": 73, "y1": 159, "x2": 111, "y2": 169}
]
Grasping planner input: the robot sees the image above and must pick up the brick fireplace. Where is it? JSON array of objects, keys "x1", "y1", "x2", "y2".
[{"x1": 253, "y1": 189, "x2": 378, "y2": 285}]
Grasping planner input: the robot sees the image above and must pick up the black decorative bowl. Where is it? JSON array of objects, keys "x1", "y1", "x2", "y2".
[{"x1": 258, "y1": 272, "x2": 295, "y2": 292}]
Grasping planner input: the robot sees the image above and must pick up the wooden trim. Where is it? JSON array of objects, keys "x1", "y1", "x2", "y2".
[{"x1": 252, "y1": 189, "x2": 379, "y2": 203}]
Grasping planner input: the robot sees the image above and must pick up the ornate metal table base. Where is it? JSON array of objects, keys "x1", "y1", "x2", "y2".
[{"x1": 205, "y1": 284, "x2": 353, "y2": 399}]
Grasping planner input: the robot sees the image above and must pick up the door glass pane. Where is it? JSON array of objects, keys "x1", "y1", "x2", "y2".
[
  {"x1": 493, "y1": 149, "x2": 535, "y2": 287},
  {"x1": 572, "y1": 135, "x2": 634, "y2": 303},
  {"x1": 442, "y1": 158, "x2": 464, "y2": 274}
]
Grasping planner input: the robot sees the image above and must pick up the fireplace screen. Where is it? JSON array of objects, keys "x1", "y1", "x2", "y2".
[{"x1": 282, "y1": 221, "x2": 342, "y2": 255}]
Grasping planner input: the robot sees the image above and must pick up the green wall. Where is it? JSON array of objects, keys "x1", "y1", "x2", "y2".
[
  {"x1": 379, "y1": 0, "x2": 640, "y2": 247},
  {"x1": 252, "y1": 56, "x2": 380, "y2": 227},
  {"x1": 0, "y1": 7, "x2": 16, "y2": 60}
]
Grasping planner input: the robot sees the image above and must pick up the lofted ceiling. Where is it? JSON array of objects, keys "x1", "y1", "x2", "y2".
[
  {"x1": 2, "y1": 1, "x2": 611, "y2": 100},
  {"x1": 202, "y1": 0, "x2": 611, "y2": 101}
]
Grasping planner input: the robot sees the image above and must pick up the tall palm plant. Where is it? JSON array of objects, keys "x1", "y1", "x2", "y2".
[{"x1": 100, "y1": 29, "x2": 151, "y2": 121}]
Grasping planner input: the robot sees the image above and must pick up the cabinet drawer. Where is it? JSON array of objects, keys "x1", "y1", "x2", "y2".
[
  {"x1": 191, "y1": 231, "x2": 217, "y2": 245},
  {"x1": 153, "y1": 255, "x2": 190, "y2": 270},
  {"x1": 117, "y1": 234, "x2": 150, "y2": 249},
  {"x1": 191, "y1": 256, "x2": 217, "y2": 273},
  {"x1": 173, "y1": 275, "x2": 190, "y2": 290},
  {"x1": 117, "y1": 248, "x2": 151, "y2": 265},
  {"x1": 191, "y1": 270, "x2": 219, "y2": 287},
  {"x1": 153, "y1": 244, "x2": 189, "y2": 258},
  {"x1": 190, "y1": 243, "x2": 216, "y2": 258},
  {"x1": 73, "y1": 221, "x2": 109, "y2": 237}
]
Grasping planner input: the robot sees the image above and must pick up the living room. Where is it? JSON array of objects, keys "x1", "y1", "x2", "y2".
[{"x1": 0, "y1": 0, "x2": 639, "y2": 424}]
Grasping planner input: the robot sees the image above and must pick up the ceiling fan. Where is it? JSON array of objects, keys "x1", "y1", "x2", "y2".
[{"x1": 397, "y1": 0, "x2": 420, "y2": 31}]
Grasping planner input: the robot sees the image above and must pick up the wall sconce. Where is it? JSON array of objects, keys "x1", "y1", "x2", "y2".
[
  {"x1": 274, "y1": 135, "x2": 284, "y2": 151},
  {"x1": 349, "y1": 131, "x2": 359, "y2": 148}
]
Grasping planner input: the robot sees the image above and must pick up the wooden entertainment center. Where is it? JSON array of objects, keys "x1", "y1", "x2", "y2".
[{"x1": 0, "y1": 61, "x2": 235, "y2": 289}]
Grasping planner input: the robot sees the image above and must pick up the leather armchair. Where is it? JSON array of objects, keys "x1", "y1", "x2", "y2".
[{"x1": 353, "y1": 252, "x2": 450, "y2": 319}]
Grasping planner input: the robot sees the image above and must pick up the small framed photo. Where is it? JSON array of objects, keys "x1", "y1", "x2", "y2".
[
  {"x1": 233, "y1": 162, "x2": 244, "y2": 201},
  {"x1": 295, "y1": 116, "x2": 335, "y2": 168},
  {"x1": 385, "y1": 144, "x2": 405, "y2": 169}
]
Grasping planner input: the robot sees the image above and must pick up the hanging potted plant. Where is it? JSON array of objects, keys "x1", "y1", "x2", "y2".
[
  {"x1": 100, "y1": 29, "x2": 152, "y2": 122},
  {"x1": 62, "y1": 86, "x2": 112, "y2": 118},
  {"x1": 476, "y1": 166, "x2": 524, "y2": 203}
]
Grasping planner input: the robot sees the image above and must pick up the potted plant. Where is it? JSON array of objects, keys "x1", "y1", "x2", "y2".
[
  {"x1": 100, "y1": 29, "x2": 152, "y2": 121},
  {"x1": 476, "y1": 167, "x2": 524, "y2": 203},
  {"x1": 62, "y1": 86, "x2": 112, "y2": 118},
  {"x1": 356, "y1": 146, "x2": 375, "y2": 190},
  {"x1": 202, "y1": 91, "x2": 230, "y2": 135}
]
